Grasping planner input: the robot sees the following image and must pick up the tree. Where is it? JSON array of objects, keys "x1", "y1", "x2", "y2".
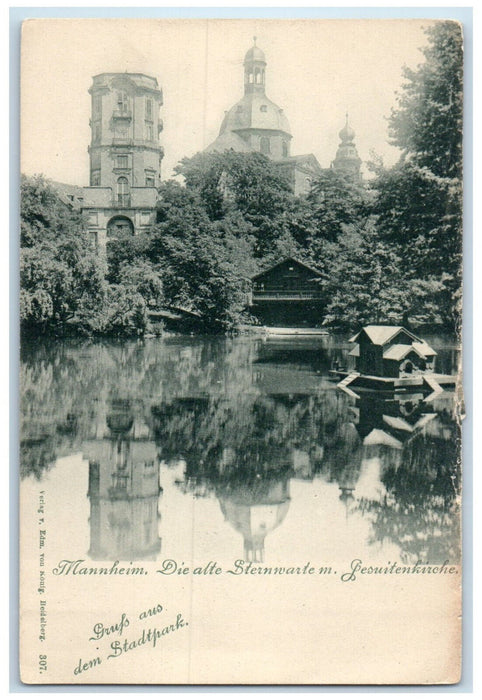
[
  {"x1": 305, "y1": 169, "x2": 369, "y2": 246},
  {"x1": 388, "y1": 21, "x2": 463, "y2": 179},
  {"x1": 176, "y1": 151, "x2": 295, "y2": 257},
  {"x1": 20, "y1": 175, "x2": 158, "y2": 337},
  {"x1": 138, "y1": 182, "x2": 256, "y2": 330},
  {"x1": 20, "y1": 175, "x2": 106, "y2": 333},
  {"x1": 370, "y1": 22, "x2": 463, "y2": 331},
  {"x1": 323, "y1": 219, "x2": 405, "y2": 329},
  {"x1": 322, "y1": 218, "x2": 449, "y2": 330}
]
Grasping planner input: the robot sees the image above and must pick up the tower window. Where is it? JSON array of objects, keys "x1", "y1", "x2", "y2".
[
  {"x1": 116, "y1": 177, "x2": 130, "y2": 207},
  {"x1": 116, "y1": 155, "x2": 128, "y2": 168},
  {"x1": 260, "y1": 105, "x2": 267, "y2": 113},
  {"x1": 260, "y1": 137, "x2": 270, "y2": 155},
  {"x1": 93, "y1": 95, "x2": 101, "y2": 117},
  {"x1": 117, "y1": 91, "x2": 129, "y2": 113},
  {"x1": 145, "y1": 171, "x2": 155, "y2": 187},
  {"x1": 93, "y1": 122, "x2": 101, "y2": 142},
  {"x1": 145, "y1": 123, "x2": 154, "y2": 141},
  {"x1": 282, "y1": 141, "x2": 288, "y2": 158},
  {"x1": 91, "y1": 170, "x2": 101, "y2": 186},
  {"x1": 145, "y1": 97, "x2": 153, "y2": 119}
]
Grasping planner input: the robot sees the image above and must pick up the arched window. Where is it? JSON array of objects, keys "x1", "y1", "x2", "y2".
[
  {"x1": 282, "y1": 141, "x2": 288, "y2": 158},
  {"x1": 116, "y1": 177, "x2": 130, "y2": 206},
  {"x1": 255, "y1": 68, "x2": 260, "y2": 84},
  {"x1": 260, "y1": 137, "x2": 270, "y2": 155}
]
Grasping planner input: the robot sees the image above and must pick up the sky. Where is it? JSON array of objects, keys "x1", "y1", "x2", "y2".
[{"x1": 20, "y1": 18, "x2": 436, "y2": 185}]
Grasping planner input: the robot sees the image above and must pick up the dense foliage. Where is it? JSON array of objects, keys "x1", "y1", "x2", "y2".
[
  {"x1": 20, "y1": 176, "x2": 158, "y2": 336},
  {"x1": 20, "y1": 22, "x2": 462, "y2": 337},
  {"x1": 370, "y1": 21, "x2": 463, "y2": 332}
]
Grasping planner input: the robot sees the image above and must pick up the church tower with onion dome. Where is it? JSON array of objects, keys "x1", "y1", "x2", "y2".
[
  {"x1": 331, "y1": 114, "x2": 362, "y2": 181},
  {"x1": 205, "y1": 39, "x2": 322, "y2": 195}
]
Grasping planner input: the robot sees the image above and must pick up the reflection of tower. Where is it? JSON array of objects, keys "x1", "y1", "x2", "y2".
[
  {"x1": 85, "y1": 401, "x2": 162, "y2": 560},
  {"x1": 218, "y1": 477, "x2": 291, "y2": 562},
  {"x1": 332, "y1": 114, "x2": 362, "y2": 181}
]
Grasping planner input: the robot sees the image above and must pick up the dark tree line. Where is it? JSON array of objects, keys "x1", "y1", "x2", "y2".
[{"x1": 20, "y1": 22, "x2": 462, "y2": 337}]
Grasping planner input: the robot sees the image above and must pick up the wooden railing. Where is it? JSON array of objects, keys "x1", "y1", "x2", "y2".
[{"x1": 252, "y1": 290, "x2": 324, "y2": 301}]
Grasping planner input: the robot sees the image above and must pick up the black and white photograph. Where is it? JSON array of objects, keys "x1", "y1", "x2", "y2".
[{"x1": 18, "y1": 16, "x2": 464, "y2": 685}]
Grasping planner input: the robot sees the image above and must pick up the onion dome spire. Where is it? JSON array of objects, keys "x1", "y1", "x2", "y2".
[
  {"x1": 339, "y1": 112, "x2": 356, "y2": 143},
  {"x1": 332, "y1": 112, "x2": 362, "y2": 181}
]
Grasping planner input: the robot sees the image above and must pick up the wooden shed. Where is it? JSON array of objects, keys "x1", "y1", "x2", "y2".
[
  {"x1": 250, "y1": 257, "x2": 325, "y2": 327},
  {"x1": 348, "y1": 326, "x2": 437, "y2": 378}
]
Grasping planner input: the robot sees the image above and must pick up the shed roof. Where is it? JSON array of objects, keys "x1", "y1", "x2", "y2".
[
  {"x1": 413, "y1": 340, "x2": 437, "y2": 357},
  {"x1": 382, "y1": 344, "x2": 425, "y2": 361},
  {"x1": 251, "y1": 257, "x2": 323, "y2": 281},
  {"x1": 349, "y1": 325, "x2": 422, "y2": 346}
]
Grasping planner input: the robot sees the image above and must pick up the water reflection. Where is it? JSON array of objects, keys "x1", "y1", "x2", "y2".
[
  {"x1": 84, "y1": 399, "x2": 161, "y2": 560},
  {"x1": 20, "y1": 335, "x2": 461, "y2": 564}
]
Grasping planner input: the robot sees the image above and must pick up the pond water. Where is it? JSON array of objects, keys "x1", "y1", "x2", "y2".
[{"x1": 20, "y1": 334, "x2": 461, "y2": 567}]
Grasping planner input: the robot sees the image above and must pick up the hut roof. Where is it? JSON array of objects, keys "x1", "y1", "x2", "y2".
[
  {"x1": 382, "y1": 344, "x2": 425, "y2": 361},
  {"x1": 413, "y1": 341, "x2": 437, "y2": 357},
  {"x1": 251, "y1": 257, "x2": 323, "y2": 281},
  {"x1": 349, "y1": 325, "x2": 422, "y2": 346}
]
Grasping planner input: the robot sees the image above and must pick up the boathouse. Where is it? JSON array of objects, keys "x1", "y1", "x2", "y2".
[
  {"x1": 348, "y1": 326, "x2": 436, "y2": 378},
  {"x1": 250, "y1": 257, "x2": 324, "y2": 326}
]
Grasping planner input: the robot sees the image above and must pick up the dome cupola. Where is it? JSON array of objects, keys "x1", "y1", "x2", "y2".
[{"x1": 244, "y1": 37, "x2": 267, "y2": 95}]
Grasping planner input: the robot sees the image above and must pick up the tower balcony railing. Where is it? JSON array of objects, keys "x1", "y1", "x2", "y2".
[
  {"x1": 112, "y1": 137, "x2": 134, "y2": 146},
  {"x1": 112, "y1": 109, "x2": 132, "y2": 120}
]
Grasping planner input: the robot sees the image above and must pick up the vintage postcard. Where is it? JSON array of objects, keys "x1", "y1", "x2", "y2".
[{"x1": 19, "y1": 17, "x2": 463, "y2": 684}]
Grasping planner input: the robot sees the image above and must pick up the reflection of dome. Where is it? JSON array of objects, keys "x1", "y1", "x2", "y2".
[
  {"x1": 106, "y1": 413, "x2": 134, "y2": 435},
  {"x1": 219, "y1": 94, "x2": 291, "y2": 136},
  {"x1": 218, "y1": 477, "x2": 291, "y2": 561}
]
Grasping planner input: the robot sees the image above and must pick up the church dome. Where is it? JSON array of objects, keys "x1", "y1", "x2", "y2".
[
  {"x1": 244, "y1": 44, "x2": 266, "y2": 64},
  {"x1": 219, "y1": 94, "x2": 291, "y2": 136}
]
